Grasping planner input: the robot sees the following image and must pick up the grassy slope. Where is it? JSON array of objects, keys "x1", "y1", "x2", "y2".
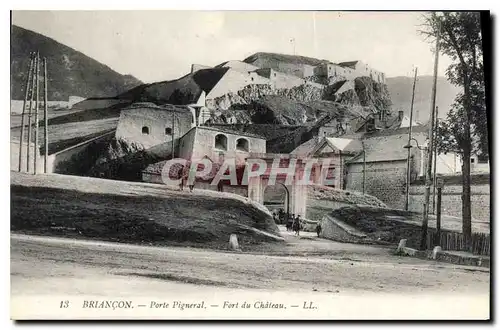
[
  {"x1": 327, "y1": 205, "x2": 489, "y2": 248},
  {"x1": 306, "y1": 185, "x2": 387, "y2": 222},
  {"x1": 10, "y1": 101, "x2": 129, "y2": 154},
  {"x1": 11, "y1": 172, "x2": 281, "y2": 249}
]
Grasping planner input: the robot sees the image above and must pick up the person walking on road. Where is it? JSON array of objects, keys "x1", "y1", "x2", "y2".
[
  {"x1": 316, "y1": 222, "x2": 322, "y2": 237},
  {"x1": 286, "y1": 214, "x2": 294, "y2": 231},
  {"x1": 293, "y1": 215, "x2": 301, "y2": 236}
]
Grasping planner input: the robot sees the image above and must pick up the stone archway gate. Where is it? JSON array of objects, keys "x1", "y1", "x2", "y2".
[{"x1": 246, "y1": 153, "x2": 338, "y2": 218}]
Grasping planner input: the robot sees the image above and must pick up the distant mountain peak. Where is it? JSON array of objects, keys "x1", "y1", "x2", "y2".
[{"x1": 11, "y1": 25, "x2": 143, "y2": 101}]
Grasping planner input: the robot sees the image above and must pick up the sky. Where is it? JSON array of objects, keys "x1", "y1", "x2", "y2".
[{"x1": 12, "y1": 11, "x2": 453, "y2": 83}]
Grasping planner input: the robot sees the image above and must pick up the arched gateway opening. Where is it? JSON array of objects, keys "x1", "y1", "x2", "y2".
[
  {"x1": 263, "y1": 183, "x2": 290, "y2": 224},
  {"x1": 246, "y1": 155, "x2": 320, "y2": 221}
]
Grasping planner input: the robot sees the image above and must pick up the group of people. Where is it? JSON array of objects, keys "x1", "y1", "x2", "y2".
[
  {"x1": 273, "y1": 209, "x2": 301, "y2": 236},
  {"x1": 179, "y1": 177, "x2": 195, "y2": 192},
  {"x1": 272, "y1": 208, "x2": 323, "y2": 238}
]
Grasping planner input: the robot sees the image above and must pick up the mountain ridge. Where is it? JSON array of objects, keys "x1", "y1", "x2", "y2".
[
  {"x1": 385, "y1": 75, "x2": 461, "y2": 123},
  {"x1": 10, "y1": 25, "x2": 143, "y2": 101}
]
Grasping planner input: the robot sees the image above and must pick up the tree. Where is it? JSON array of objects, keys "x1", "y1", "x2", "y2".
[{"x1": 422, "y1": 12, "x2": 488, "y2": 250}]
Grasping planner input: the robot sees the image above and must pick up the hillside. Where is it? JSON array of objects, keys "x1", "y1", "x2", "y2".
[
  {"x1": 323, "y1": 205, "x2": 489, "y2": 248},
  {"x1": 11, "y1": 172, "x2": 282, "y2": 249},
  {"x1": 386, "y1": 76, "x2": 461, "y2": 123},
  {"x1": 117, "y1": 68, "x2": 230, "y2": 105},
  {"x1": 10, "y1": 25, "x2": 142, "y2": 101}
]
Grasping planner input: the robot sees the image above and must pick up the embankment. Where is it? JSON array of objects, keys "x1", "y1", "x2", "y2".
[{"x1": 10, "y1": 172, "x2": 282, "y2": 249}]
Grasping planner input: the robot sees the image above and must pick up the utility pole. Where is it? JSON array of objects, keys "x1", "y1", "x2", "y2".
[
  {"x1": 405, "y1": 67, "x2": 418, "y2": 210},
  {"x1": 44, "y1": 57, "x2": 49, "y2": 174},
  {"x1": 362, "y1": 141, "x2": 366, "y2": 195},
  {"x1": 26, "y1": 54, "x2": 37, "y2": 173},
  {"x1": 432, "y1": 110, "x2": 439, "y2": 214},
  {"x1": 19, "y1": 52, "x2": 34, "y2": 172},
  {"x1": 34, "y1": 52, "x2": 40, "y2": 174},
  {"x1": 420, "y1": 24, "x2": 441, "y2": 251}
]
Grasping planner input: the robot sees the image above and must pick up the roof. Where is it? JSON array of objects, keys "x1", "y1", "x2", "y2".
[
  {"x1": 290, "y1": 137, "x2": 318, "y2": 156},
  {"x1": 216, "y1": 60, "x2": 260, "y2": 73},
  {"x1": 194, "y1": 125, "x2": 267, "y2": 140},
  {"x1": 400, "y1": 115, "x2": 423, "y2": 128},
  {"x1": 337, "y1": 61, "x2": 360, "y2": 69},
  {"x1": 325, "y1": 137, "x2": 362, "y2": 153},
  {"x1": 311, "y1": 137, "x2": 362, "y2": 156},
  {"x1": 348, "y1": 129, "x2": 428, "y2": 163},
  {"x1": 291, "y1": 136, "x2": 362, "y2": 157},
  {"x1": 192, "y1": 67, "x2": 230, "y2": 95},
  {"x1": 123, "y1": 102, "x2": 193, "y2": 114}
]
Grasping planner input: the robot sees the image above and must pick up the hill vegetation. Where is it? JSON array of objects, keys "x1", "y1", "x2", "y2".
[{"x1": 10, "y1": 25, "x2": 142, "y2": 101}]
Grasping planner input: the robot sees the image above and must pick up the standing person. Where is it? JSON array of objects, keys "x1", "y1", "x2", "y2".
[
  {"x1": 217, "y1": 180, "x2": 224, "y2": 192},
  {"x1": 287, "y1": 214, "x2": 294, "y2": 232},
  {"x1": 316, "y1": 222, "x2": 322, "y2": 237},
  {"x1": 278, "y1": 209, "x2": 284, "y2": 224},
  {"x1": 177, "y1": 166, "x2": 185, "y2": 191},
  {"x1": 188, "y1": 182, "x2": 195, "y2": 192},
  {"x1": 293, "y1": 215, "x2": 301, "y2": 236}
]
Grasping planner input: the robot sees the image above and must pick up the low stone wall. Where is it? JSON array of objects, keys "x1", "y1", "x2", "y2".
[
  {"x1": 409, "y1": 180, "x2": 490, "y2": 222},
  {"x1": 319, "y1": 215, "x2": 367, "y2": 243},
  {"x1": 49, "y1": 131, "x2": 115, "y2": 174}
]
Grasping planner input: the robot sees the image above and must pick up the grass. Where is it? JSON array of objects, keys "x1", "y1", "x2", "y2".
[
  {"x1": 328, "y1": 204, "x2": 490, "y2": 248},
  {"x1": 11, "y1": 116, "x2": 119, "y2": 154},
  {"x1": 10, "y1": 172, "x2": 281, "y2": 249}
]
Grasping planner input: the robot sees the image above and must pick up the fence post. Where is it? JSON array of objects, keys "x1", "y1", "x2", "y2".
[{"x1": 435, "y1": 178, "x2": 444, "y2": 247}]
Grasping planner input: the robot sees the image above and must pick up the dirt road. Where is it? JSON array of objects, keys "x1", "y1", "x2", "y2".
[
  {"x1": 11, "y1": 232, "x2": 490, "y2": 295},
  {"x1": 10, "y1": 233, "x2": 490, "y2": 319}
]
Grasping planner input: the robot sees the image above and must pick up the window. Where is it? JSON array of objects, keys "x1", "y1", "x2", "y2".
[
  {"x1": 274, "y1": 73, "x2": 277, "y2": 77},
  {"x1": 478, "y1": 154, "x2": 489, "y2": 164},
  {"x1": 165, "y1": 127, "x2": 172, "y2": 135},
  {"x1": 251, "y1": 77, "x2": 254, "y2": 81},
  {"x1": 470, "y1": 158, "x2": 475, "y2": 164},
  {"x1": 215, "y1": 134, "x2": 227, "y2": 151},
  {"x1": 142, "y1": 126, "x2": 149, "y2": 135},
  {"x1": 236, "y1": 138, "x2": 249, "y2": 152}
]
